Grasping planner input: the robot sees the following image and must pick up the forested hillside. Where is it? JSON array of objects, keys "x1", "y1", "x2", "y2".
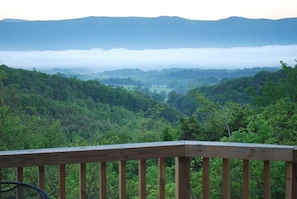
[
  {"x1": 72, "y1": 67, "x2": 279, "y2": 95},
  {"x1": 1, "y1": 62, "x2": 297, "y2": 198},
  {"x1": 167, "y1": 62, "x2": 297, "y2": 115},
  {"x1": 0, "y1": 65, "x2": 180, "y2": 150}
]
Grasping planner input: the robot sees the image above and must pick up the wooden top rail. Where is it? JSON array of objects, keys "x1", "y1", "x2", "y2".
[
  {"x1": 185, "y1": 141, "x2": 297, "y2": 162},
  {"x1": 0, "y1": 141, "x2": 296, "y2": 168}
]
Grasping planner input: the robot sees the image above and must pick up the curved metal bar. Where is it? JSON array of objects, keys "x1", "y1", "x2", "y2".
[{"x1": 0, "y1": 181, "x2": 50, "y2": 199}]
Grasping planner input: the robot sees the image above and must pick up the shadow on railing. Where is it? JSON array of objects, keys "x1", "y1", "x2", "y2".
[{"x1": 0, "y1": 141, "x2": 296, "y2": 199}]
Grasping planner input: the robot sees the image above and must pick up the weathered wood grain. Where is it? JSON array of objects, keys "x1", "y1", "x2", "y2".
[{"x1": 0, "y1": 141, "x2": 296, "y2": 199}]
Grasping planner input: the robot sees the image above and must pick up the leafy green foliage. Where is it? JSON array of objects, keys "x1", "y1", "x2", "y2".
[
  {"x1": 0, "y1": 65, "x2": 178, "y2": 146},
  {"x1": 216, "y1": 63, "x2": 297, "y2": 198},
  {"x1": 1, "y1": 61, "x2": 297, "y2": 198}
]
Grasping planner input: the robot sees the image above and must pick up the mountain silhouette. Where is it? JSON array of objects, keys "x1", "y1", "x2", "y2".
[{"x1": 0, "y1": 16, "x2": 296, "y2": 50}]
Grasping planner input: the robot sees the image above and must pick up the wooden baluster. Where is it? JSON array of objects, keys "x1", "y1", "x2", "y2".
[
  {"x1": 175, "y1": 157, "x2": 190, "y2": 199},
  {"x1": 286, "y1": 159, "x2": 297, "y2": 199},
  {"x1": 0, "y1": 169, "x2": 1, "y2": 199},
  {"x1": 80, "y1": 163, "x2": 87, "y2": 199},
  {"x1": 38, "y1": 166, "x2": 45, "y2": 199},
  {"x1": 203, "y1": 158, "x2": 210, "y2": 199},
  {"x1": 17, "y1": 167, "x2": 23, "y2": 199},
  {"x1": 243, "y1": 160, "x2": 250, "y2": 199},
  {"x1": 119, "y1": 160, "x2": 126, "y2": 199},
  {"x1": 285, "y1": 161, "x2": 293, "y2": 199},
  {"x1": 222, "y1": 159, "x2": 230, "y2": 199},
  {"x1": 38, "y1": 166, "x2": 45, "y2": 189},
  {"x1": 263, "y1": 161, "x2": 270, "y2": 199},
  {"x1": 59, "y1": 164, "x2": 66, "y2": 199},
  {"x1": 158, "y1": 158, "x2": 165, "y2": 199},
  {"x1": 100, "y1": 162, "x2": 107, "y2": 199},
  {"x1": 293, "y1": 163, "x2": 297, "y2": 199},
  {"x1": 139, "y1": 159, "x2": 146, "y2": 199}
]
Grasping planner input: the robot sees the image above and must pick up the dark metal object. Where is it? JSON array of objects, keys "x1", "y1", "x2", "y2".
[{"x1": 0, "y1": 181, "x2": 50, "y2": 199}]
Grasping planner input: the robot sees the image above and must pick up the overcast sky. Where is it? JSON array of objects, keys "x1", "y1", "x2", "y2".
[
  {"x1": 1, "y1": 0, "x2": 297, "y2": 21},
  {"x1": 1, "y1": 1, "x2": 296, "y2": 71}
]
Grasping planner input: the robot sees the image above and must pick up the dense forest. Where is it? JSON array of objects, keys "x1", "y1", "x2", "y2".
[
  {"x1": 1, "y1": 61, "x2": 297, "y2": 198},
  {"x1": 63, "y1": 67, "x2": 279, "y2": 95}
]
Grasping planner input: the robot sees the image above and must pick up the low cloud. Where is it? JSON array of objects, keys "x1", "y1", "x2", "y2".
[{"x1": 0, "y1": 45, "x2": 296, "y2": 72}]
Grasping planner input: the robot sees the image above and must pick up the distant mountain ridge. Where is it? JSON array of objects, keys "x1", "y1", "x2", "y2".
[{"x1": 0, "y1": 16, "x2": 297, "y2": 50}]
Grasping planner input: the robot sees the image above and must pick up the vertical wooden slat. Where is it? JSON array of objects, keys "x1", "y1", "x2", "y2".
[
  {"x1": 38, "y1": 166, "x2": 45, "y2": 189},
  {"x1": 158, "y1": 158, "x2": 165, "y2": 199},
  {"x1": 293, "y1": 148, "x2": 297, "y2": 199},
  {"x1": 175, "y1": 157, "x2": 190, "y2": 199},
  {"x1": 100, "y1": 162, "x2": 107, "y2": 199},
  {"x1": 203, "y1": 158, "x2": 210, "y2": 199},
  {"x1": 17, "y1": 167, "x2": 23, "y2": 199},
  {"x1": 38, "y1": 166, "x2": 45, "y2": 199},
  {"x1": 139, "y1": 159, "x2": 146, "y2": 199},
  {"x1": 285, "y1": 161, "x2": 293, "y2": 199},
  {"x1": 17, "y1": 167, "x2": 23, "y2": 182},
  {"x1": 0, "y1": 169, "x2": 2, "y2": 199},
  {"x1": 80, "y1": 163, "x2": 87, "y2": 199},
  {"x1": 59, "y1": 164, "x2": 66, "y2": 199},
  {"x1": 293, "y1": 163, "x2": 297, "y2": 199},
  {"x1": 222, "y1": 159, "x2": 230, "y2": 199},
  {"x1": 119, "y1": 160, "x2": 126, "y2": 199},
  {"x1": 263, "y1": 161, "x2": 271, "y2": 199},
  {"x1": 243, "y1": 160, "x2": 250, "y2": 199}
]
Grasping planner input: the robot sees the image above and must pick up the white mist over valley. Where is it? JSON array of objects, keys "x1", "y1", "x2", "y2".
[
  {"x1": 1, "y1": 45, "x2": 296, "y2": 72},
  {"x1": 1, "y1": 17, "x2": 296, "y2": 72}
]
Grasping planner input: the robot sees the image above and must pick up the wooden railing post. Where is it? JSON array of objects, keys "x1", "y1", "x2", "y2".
[
  {"x1": 293, "y1": 162, "x2": 297, "y2": 199},
  {"x1": 119, "y1": 160, "x2": 126, "y2": 199},
  {"x1": 263, "y1": 161, "x2": 271, "y2": 199},
  {"x1": 293, "y1": 148, "x2": 297, "y2": 199},
  {"x1": 100, "y1": 162, "x2": 107, "y2": 199},
  {"x1": 286, "y1": 161, "x2": 293, "y2": 199},
  {"x1": 243, "y1": 160, "x2": 250, "y2": 199},
  {"x1": 38, "y1": 166, "x2": 45, "y2": 190},
  {"x1": 38, "y1": 165, "x2": 45, "y2": 199},
  {"x1": 0, "y1": 141, "x2": 296, "y2": 199},
  {"x1": 0, "y1": 169, "x2": 2, "y2": 199},
  {"x1": 202, "y1": 158, "x2": 210, "y2": 199},
  {"x1": 139, "y1": 159, "x2": 146, "y2": 199},
  {"x1": 222, "y1": 159, "x2": 230, "y2": 199},
  {"x1": 158, "y1": 158, "x2": 165, "y2": 199},
  {"x1": 59, "y1": 164, "x2": 66, "y2": 199},
  {"x1": 286, "y1": 161, "x2": 297, "y2": 199},
  {"x1": 175, "y1": 157, "x2": 190, "y2": 199},
  {"x1": 80, "y1": 163, "x2": 87, "y2": 199},
  {"x1": 17, "y1": 167, "x2": 23, "y2": 199}
]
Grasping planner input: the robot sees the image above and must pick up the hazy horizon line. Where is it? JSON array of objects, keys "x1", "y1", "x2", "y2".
[
  {"x1": 2, "y1": 15, "x2": 297, "y2": 22},
  {"x1": 0, "y1": 45, "x2": 296, "y2": 73}
]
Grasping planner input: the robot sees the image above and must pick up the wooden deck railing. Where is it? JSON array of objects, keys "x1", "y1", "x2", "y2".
[{"x1": 0, "y1": 141, "x2": 296, "y2": 198}]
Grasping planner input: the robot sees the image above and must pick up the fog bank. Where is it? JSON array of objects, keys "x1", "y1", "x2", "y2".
[{"x1": 0, "y1": 45, "x2": 296, "y2": 72}]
